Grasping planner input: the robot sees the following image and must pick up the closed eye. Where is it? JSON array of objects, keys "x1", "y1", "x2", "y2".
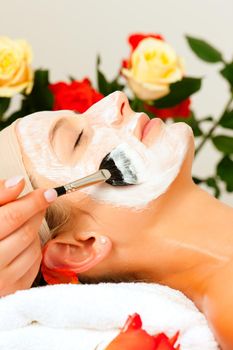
[{"x1": 74, "y1": 130, "x2": 83, "y2": 148}]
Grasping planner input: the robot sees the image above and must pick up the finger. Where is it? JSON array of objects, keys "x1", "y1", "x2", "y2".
[
  {"x1": 0, "y1": 238, "x2": 42, "y2": 290},
  {"x1": 0, "y1": 188, "x2": 57, "y2": 240},
  {"x1": 15, "y1": 254, "x2": 42, "y2": 290},
  {"x1": 0, "y1": 176, "x2": 25, "y2": 206},
  {"x1": 0, "y1": 211, "x2": 44, "y2": 270},
  {"x1": 0, "y1": 254, "x2": 41, "y2": 297}
]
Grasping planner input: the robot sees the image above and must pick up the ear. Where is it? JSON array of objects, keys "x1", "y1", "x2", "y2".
[{"x1": 42, "y1": 232, "x2": 112, "y2": 274}]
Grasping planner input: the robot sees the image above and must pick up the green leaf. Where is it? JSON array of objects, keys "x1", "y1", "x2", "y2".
[
  {"x1": 109, "y1": 78, "x2": 124, "y2": 94},
  {"x1": 130, "y1": 98, "x2": 144, "y2": 113},
  {"x1": 186, "y1": 36, "x2": 223, "y2": 63},
  {"x1": 219, "y1": 110, "x2": 233, "y2": 129},
  {"x1": 192, "y1": 176, "x2": 221, "y2": 197},
  {"x1": 130, "y1": 98, "x2": 157, "y2": 118},
  {"x1": 69, "y1": 75, "x2": 76, "y2": 82},
  {"x1": 212, "y1": 135, "x2": 233, "y2": 154},
  {"x1": 192, "y1": 176, "x2": 203, "y2": 185},
  {"x1": 217, "y1": 156, "x2": 233, "y2": 192},
  {"x1": 96, "y1": 55, "x2": 124, "y2": 96},
  {"x1": 97, "y1": 56, "x2": 109, "y2": 95},
  {"x1": 220, "y1": 62, "x2": 233, "y2": 87},
  {"x1": 1, "y1": 69, "x2": 54, "y2": 127},
  {"x1": 0, "y1": 97, "x2": 10, "y2": 117},
  {"x1": 199, "y1": 116, "x2": 214, "y2": 123},
  {"x1": 33, "y1": 69, "x2": 54, "y2": 110},
  {"x1": 205, "y1": 177, "x2": 221, "y2": 198},
  {"x1": 97, "y1": 70, "x2": 109, "y2": 95},
  {"x1": 97, "y1": 55, "x2": 101, "y2": 66},
  {"x1": 0, "y1": 110, "x2": 25, "y2": 130},
  {"x1": 22, "y1": 69, "x2": 54, "y2": 113},
  {"x1": 153, "y1": 77, "x2": 202, "y2": 108}
]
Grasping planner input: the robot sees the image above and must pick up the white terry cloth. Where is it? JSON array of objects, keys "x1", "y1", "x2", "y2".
[{"x1": 0, "y1": 282, "x2": 219, "y2": 350}]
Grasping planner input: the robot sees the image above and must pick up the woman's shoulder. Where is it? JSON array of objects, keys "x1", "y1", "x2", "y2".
[{"x1": 202, "y1": 259, "x2": 233, "y2": 350}]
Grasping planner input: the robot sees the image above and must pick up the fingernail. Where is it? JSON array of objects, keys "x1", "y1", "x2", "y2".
[
  {"x1": 44, "y1": 189, "x2": 58, "y2": 203},
  {"x1": 5, "y1": 175, "x2": 24, "y2": 188}
]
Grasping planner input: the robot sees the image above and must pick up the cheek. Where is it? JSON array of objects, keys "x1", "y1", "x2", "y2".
[
  {"x1": 87, "y1": 102, "x2": 120, "y2": 126},
  {"x1": 77, "y1": 126, "x2": 124, "y2": 174},
  {"x1": 148, "y1": 123, "x2": 192, "y2": 167},
  {"x1": 81, "y1": 125, "x2": 191, "y2": 209}
]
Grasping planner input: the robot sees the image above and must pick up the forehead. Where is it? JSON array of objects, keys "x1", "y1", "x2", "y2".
[
  {"x1": 16, "y1": 111, "x2": 77, "y2": 160},
  {"x1": 17, "y1": 110, "x2": 76, "y2": 137}
]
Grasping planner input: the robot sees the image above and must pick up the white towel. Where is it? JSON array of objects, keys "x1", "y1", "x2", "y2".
[{"x1": 0, "y1": 282, "x2": 219, "y2": 350}]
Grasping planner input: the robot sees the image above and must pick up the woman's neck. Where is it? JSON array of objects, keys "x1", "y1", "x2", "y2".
[{"x1": 141, "y1": 180, "x2": 233, "y2": 309}]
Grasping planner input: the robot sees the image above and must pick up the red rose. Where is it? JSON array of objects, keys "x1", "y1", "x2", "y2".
[
  {"x1": 128, "y1": 33, "x2": 164, "y2": 51},
  {"x1": 105, "y1": 313, "x2": 180, "y2": 350},
  {"x1": 49, "y1": 78, "x2": 104, "y2": 113},
  {"x1": 145, "y1": 98, "x2": 191, "y2": 119}
]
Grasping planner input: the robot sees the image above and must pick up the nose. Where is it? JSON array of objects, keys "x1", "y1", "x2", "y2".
[
  {"x1": 108, "y1": 91, "x2": 131, "y2": 126},
  {"x1": 88, "y1": 91, "x2": 133, "y2": 126}
]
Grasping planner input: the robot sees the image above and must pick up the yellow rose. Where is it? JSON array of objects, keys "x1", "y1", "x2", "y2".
[
  {"x1": 122, "y1": 37, "x2": 185, "y2": 101},
  {"x1": 0, "y1": 36, "x2": 33, "y2": 97}
]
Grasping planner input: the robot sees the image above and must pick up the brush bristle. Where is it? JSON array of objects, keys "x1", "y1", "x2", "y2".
[{"x1": 99, "y1": 148, "x2": 138, "y2": 186}]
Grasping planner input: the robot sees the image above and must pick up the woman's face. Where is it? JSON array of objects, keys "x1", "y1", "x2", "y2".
[
  {"x1": 17, "y1": 91, "x2": 193, "y2": 209},
  {"x1": 16, "y1": 91, "x2": 194, "y2": 280}
]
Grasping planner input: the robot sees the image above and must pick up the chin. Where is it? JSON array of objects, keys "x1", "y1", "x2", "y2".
[{"x1": 167, "y1": 120, "x2": 194, "y2": 139}]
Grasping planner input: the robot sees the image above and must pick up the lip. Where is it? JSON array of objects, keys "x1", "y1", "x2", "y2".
[
  {"x1": 133, "y1": 113, "x2": 150, "y2": 140},
  {"x1": 141, "y1": 118, "x2": 162, "y2": 140}
]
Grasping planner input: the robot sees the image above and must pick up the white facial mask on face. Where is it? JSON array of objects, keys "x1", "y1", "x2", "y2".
[{"x1": 17, "y1": 108, "x2": 192, "y2": 210}]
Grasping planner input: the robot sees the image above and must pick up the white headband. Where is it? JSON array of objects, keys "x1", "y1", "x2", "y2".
[{"x1": 0, "y1": 120, "x2": 51, "y2": 245}]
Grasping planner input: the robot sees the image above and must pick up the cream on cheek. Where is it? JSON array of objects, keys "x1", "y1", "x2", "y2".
[
  {"x1": 82, "y1": 121, "x2": 192, "y2": 209},
  {"x1": 18, "y1": 112, "x2": 192, "y2": 209}
]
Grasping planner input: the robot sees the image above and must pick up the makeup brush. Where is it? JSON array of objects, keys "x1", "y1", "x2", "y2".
[{"x1": 54, "y1": 144, "x2": 140, "y2": 197}]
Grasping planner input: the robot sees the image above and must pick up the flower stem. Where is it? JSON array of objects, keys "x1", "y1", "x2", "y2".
[{"x1": 195, "y1": 95, "x2": 233, "y2": 156}]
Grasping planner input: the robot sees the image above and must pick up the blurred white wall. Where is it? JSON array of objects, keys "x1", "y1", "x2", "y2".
[{"x1": 1, "y1": 0, "x2": 233, "y2": 206}]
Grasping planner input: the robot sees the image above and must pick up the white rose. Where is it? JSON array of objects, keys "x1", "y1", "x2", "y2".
[
  {"x1": 0, "y1": 36, "x2": 33, "y2": 97},
  {"x1": 122, "y1": 37, "x2": 185, "y2": 101}
]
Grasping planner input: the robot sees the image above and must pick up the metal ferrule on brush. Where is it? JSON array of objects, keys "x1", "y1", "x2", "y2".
[{"x1": 64, "y1": 169, "x2": 111, "y2": 193}]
